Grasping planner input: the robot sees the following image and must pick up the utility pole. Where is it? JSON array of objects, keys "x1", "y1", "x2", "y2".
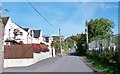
[
  {"x1": 59, "y1": 28, "x2": 62, "y2": 56},
  {"x1": 0, "y1": 17, "x2": 4, "y2": 74},
  {"x1": 85, "y1": 20, "x2": 88, "y2": 50}
]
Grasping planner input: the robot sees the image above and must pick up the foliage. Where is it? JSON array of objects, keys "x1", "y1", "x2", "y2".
[
  {"x1": 53, "y1": 41, "x2": 59, "y2": 49},
  {"x1": 83, "y1": 18, "x2": 118, "y2": 74},
  {"x1": 76, "y1": 33, "x2": 87, "y2": 55},
  {"x1": 63, "y1": 34, "x2": 81, "y2": 52},
  {"x1": 99, "y1": 51, "x2": 115, "y2": 63},
  {"x1": 53, "y1": 35, "x2": 74, "y2": 52},
  {"x1": 88, "y1": 18, "x2": 114, "y2": 42},
  {"x1": 65, "y1": 34, "x2": 81, "y2": 42},
  {"x1": 62, "y1": 42, "x2": 69, "y2": 52},
  {"x1": 53, "y1": 36, "x2": 59, "y2": 49},
  {"x1": 84, "y1": 52, "x2": 119, "y2": 74}
]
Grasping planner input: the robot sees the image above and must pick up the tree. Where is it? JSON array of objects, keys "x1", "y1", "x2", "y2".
[
  {"x1": 76, "y1": 33, "x2": 87, "y2": 55},
  {"x1": 88, "y1": 18, "x2": 114, "y2": 42}
]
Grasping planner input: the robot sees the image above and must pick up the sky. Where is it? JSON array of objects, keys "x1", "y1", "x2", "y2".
[{"x1": 2, "y1": 2, "x2": 118, "y2": 37}]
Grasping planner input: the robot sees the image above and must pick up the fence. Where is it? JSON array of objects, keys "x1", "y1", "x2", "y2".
[
  {"x1": 88, "y1": 34, "x2": 120, "y2": 65},
  {"x1": 88, "y1": 35, "x2": 118, "y2": 52},
  {"x1": 4, "y1": 44, "x2": 49, "y2": 59},
  {"x1": 4, "y1": 45, "x2": 33, "y2": 59}
]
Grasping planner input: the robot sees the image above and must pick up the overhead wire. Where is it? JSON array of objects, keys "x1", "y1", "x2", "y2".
[
  {"x1": 27, "y1": 0, "x2": 58, "y2": 29},
  {"x1": 34, "y1": 2, "x2": 60, "y2": 28}
]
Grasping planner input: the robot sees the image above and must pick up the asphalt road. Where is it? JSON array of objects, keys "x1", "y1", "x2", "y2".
[{"x1": 3, "y1": 49, "x2": 93, "y2": 72}]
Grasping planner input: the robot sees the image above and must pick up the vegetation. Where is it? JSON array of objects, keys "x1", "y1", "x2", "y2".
[
  {"x1": 52, "y1": 36, "x2": 73, "y2": 53},
  {"x1": 74, "y1": 18, "x2": 119, "y2": 74},
  {"x1": 84, "y1": 18, "x2": 120, "y2": 74},
  {"x1": 76, "y1": 18, "x2": 115, "y2": 55},
  {"x1": 52, "y1": 36, "x2": 60, "y2": 54},
  {"x1": 84, "y1": 51, "x2": 119, "y2": 74},
  {"x1": 75, "y1": 18, "x2": 115, "y2": 55},
  {"x1": 76, "y1": 33, "x2": 87, "y2": 55},
  {"x1": 88, "y1": 18, "x2": 114, "y2": 42}
]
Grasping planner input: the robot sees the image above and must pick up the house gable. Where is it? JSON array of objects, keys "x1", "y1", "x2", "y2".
[{"x1": 0, "y1": 16, "x2": 9, "y2": 27}]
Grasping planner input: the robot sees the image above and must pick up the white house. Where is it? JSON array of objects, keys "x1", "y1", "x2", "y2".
[
  {"x1": 2, "y1": 16, "x2": 54, "y2": 47},
  {"x1": 1, "y1": 16, "x2": 56, "y2": 68},
  {"x1": 42, "y1": 36, "x2": 54, "y2": 54},
  {"x1": 2, "y1": 16, "x2": 44, "y2": 45},
  {"x1": 30, "y1": 29, "x2": 43, "y2": 44},
  {"x1": 2, "y1": 17, "x2": 32, "y2": 45},
  {"x1": 43, "y1": 36, "x2": 53, "y2": 47}
]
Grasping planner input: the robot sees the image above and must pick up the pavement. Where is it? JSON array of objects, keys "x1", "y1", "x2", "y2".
[{"x1": 3, "y1": 48, "x2": 94, "y2": 72}]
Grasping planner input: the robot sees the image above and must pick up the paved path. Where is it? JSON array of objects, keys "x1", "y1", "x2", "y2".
[{"x1": 3, "y1": 50, "x2": 93, "y2": 72}]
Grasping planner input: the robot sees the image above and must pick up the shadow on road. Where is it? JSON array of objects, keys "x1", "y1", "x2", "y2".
[{"x1": 67, "y1": 52, "x2": 80, "y2": 56}]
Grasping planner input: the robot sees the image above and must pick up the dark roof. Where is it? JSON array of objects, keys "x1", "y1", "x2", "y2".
[
  {"x1": 33, "y1": 30, "x2": 41, "y2": 38},
  {"x1": 22, "y1": 28, "x2": 29, "y2": 32},
  {"x1": 13, "y1": 22, "x2": 29, "y2": 32},
  {"x1": 1, "y1": 17, "x2": 9, "y2": 27},
  {"x1": 14, "y1": 22, "x2": 23, "y2": 29},
  {"x1": 1, "y1": 17, "x2": 29, "y2": 32}
]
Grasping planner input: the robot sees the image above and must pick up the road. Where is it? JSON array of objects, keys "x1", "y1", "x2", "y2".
[{"x1": 3, "y1": 49, "x2": 93, "y2": 72}]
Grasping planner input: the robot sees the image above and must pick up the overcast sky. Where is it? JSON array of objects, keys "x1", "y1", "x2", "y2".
[{"x1": 2, "y1": 2, "x2": 118, "y2": 37}]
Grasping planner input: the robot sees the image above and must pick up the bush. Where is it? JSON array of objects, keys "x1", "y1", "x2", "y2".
[
  {"x1": 86, "y1": 51, "x2": 119, "y2": 74},
  {"x1": 99, "y1": 49, "x2": 116, "y2": 64}
]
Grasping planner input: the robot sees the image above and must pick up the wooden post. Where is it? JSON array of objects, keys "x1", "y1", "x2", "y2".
[{"x1": 85, "y1": 20, "x2": 88, "y2": 50}]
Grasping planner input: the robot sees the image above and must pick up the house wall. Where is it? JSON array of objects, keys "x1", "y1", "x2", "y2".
[
  {"x1": 27, "y1": 29, "x2": 32, "y2": 44},
  {"x1": 32, "y1": 31, "x2": 43, "y2": 44},
  {"x1": 43, "y1": 36, "x2": 53, "y2": 54},
  {"x1": 4, "y1": 18, "x2": 31, "y2": 44}
]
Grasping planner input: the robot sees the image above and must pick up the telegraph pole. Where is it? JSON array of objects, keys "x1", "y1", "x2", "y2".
[
  {"x1": 0, "y1": 17, "x2": 4, "y2": 74},
  {"x1": 59, "y1": 28, "x2": 62, "y2": 56},
  {"x1": 85, "y1": 20, "x2": 88, "y2": 50}
]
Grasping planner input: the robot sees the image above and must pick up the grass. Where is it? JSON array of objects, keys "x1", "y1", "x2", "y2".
[{"x1": 83, "y1": 55, "x2": 119, "y2": 74}]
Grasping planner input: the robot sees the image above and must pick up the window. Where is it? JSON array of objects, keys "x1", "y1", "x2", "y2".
[{"x1": 20, "y1": 32, "x2": 23, "y2": 36}]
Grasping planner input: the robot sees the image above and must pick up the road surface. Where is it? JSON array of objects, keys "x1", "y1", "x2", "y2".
[{"x1": 3, "y1": 49, "x2": 93, "y2": 72}]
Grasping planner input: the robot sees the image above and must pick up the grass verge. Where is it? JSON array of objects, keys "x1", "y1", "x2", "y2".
[{"x1": 83, "y1": 55, "x2": 119, "y2": 74}]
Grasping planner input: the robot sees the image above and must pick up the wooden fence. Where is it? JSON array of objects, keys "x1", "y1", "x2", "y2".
[
  {"x1": 4, "y1": 44, "x2": 49, "y2": 59},
  {"x1": 4, "y1": 45, "x2": 33, "y2": 59}
]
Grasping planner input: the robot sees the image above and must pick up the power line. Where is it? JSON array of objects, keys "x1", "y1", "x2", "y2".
[
  {"x1": 27, "y1": 0, "x2": 58, "y2": 29},
  {"x1": 34, "y1": 2, "x2": 60, "y2": 28}
]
